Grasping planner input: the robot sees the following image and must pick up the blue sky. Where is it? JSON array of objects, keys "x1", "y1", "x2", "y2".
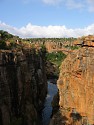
[{"x1": 0, "y1": 0, "x2": 94, "y2": 38}]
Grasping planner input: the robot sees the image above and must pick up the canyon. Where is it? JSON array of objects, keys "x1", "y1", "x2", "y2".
[{"x1": 1, "y1": 31, "x2": 94, "y2": 125}]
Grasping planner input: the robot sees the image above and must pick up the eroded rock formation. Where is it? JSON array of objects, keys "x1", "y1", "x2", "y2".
[
  {"x1": 58, "y1": 47, "x2": 94, "y2": 125},
  {"x1": 0, "y1": 48, "x2": 47, "y2": 125},
  {"x1": 73, "y1": 35, "x2": 94, "y2": 47},
  {"x1": 50, "y1": 46, "x2": 94, "y2": 125}
]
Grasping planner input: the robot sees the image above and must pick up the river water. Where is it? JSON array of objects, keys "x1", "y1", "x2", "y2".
[{"x1": 42, "y1": 80, "x2": 58, "y2": 125}]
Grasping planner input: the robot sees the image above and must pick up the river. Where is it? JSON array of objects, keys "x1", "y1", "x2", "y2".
[{"x1": 42, "y1": 80, "x2": 58, "y2": 125}]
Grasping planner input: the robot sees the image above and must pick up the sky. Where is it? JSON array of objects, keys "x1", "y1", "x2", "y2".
[{"x1": 0, "y1": 0, "x2": 94, "y2": 38}]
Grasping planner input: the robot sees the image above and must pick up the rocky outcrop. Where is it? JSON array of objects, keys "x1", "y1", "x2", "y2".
[
  {"x1": 0, "y1": 48, "x2": 47, "y2": 125},
  {"x1": 50, "y1": 46, "x2": 94, "y2": 125},
  {"x1": 57, "y1": 47, "x2": 94, "y2": 125},
  {"x1": 73, "y1": 35, "x2": 94, "y2": 47}
]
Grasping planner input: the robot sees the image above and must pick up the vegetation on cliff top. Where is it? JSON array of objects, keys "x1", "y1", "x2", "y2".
[
  {"x1": 0, "y1": 30, "x2": 78, "y2": 50},
  {"x1": 64, "y1": 45, "x2": 80, "y2": 50},
  {"x1": 0, "y1": 30, "x2": 21, "y2": 49}
]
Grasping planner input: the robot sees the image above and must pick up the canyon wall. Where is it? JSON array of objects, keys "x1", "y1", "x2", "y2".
[
  {"x1": 58, "y1": 47, "x2": 94, "y2": 125},
  {"x1": 0, "y1": 48, "x2": 47, "y2": 125},
  {"x1": 50, "y1": 46, "x2": 94, "y2": 125}
]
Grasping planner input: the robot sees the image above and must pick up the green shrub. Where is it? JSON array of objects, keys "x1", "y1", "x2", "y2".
[
  {"x1": 0, "y1": 30, "x2": 13, "y2": 40},
  {"x1": 46, "y1": 51, "x2": 66, "y2": 67}
]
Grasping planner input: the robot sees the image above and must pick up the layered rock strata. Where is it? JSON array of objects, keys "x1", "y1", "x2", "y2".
[{"x1": 0, "y1": 48, "x2": 47, "y2": 125}]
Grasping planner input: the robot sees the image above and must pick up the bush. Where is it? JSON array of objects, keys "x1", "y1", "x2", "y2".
[
  {"x1": 46, "y1": 51, "x2": 66, "y2": 67},
  {"x1": 0, "y1": 30, "x2": 13, "y2": 40}
]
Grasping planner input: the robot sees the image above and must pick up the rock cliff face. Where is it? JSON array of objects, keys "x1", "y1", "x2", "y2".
[
  {"x1": 0, "y1": 48, "x2": 47, "y2": 125},
  {"x1": 56, "y1": 47, "x2": 94, "y2": 125}
]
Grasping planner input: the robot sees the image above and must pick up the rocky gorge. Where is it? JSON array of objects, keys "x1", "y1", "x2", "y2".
[
  {"x1": 1, "y1": 31, "x2": 94, "y2": 125},
  {"x1": 0, "y1": 48, "x2": 47, "y2": 125}
]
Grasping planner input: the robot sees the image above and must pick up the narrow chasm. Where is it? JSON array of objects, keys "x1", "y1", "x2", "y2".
[
  {"x1": 42, "y1": 79, "x2": 58, "y2": 125},
  {"x1": 41, "y1": 51, "x2": 66, "y2": 125}
]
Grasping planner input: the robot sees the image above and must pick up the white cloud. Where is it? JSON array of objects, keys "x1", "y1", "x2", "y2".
[
  {"x1": 0, "y1": 21, "x2": 21, "y2": 36},
  {"x1": 42, "y1": 0, "x2": 84, "y2": 9},
  {"x1": 0, "y1": 21, "x2": 94, "y2": 38},
  {"x1": 87, "y1": 0, "x2": 94, "y2": 5},
  {"x1": 65, "y1": 0, "x2": 84, "y2": 9},
  {"x1": 87, "y1": 0, "x2": 94, "y2": 12},
  {"x1": 41, "y1": 0, "x2": 94, "y2": 11}
]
